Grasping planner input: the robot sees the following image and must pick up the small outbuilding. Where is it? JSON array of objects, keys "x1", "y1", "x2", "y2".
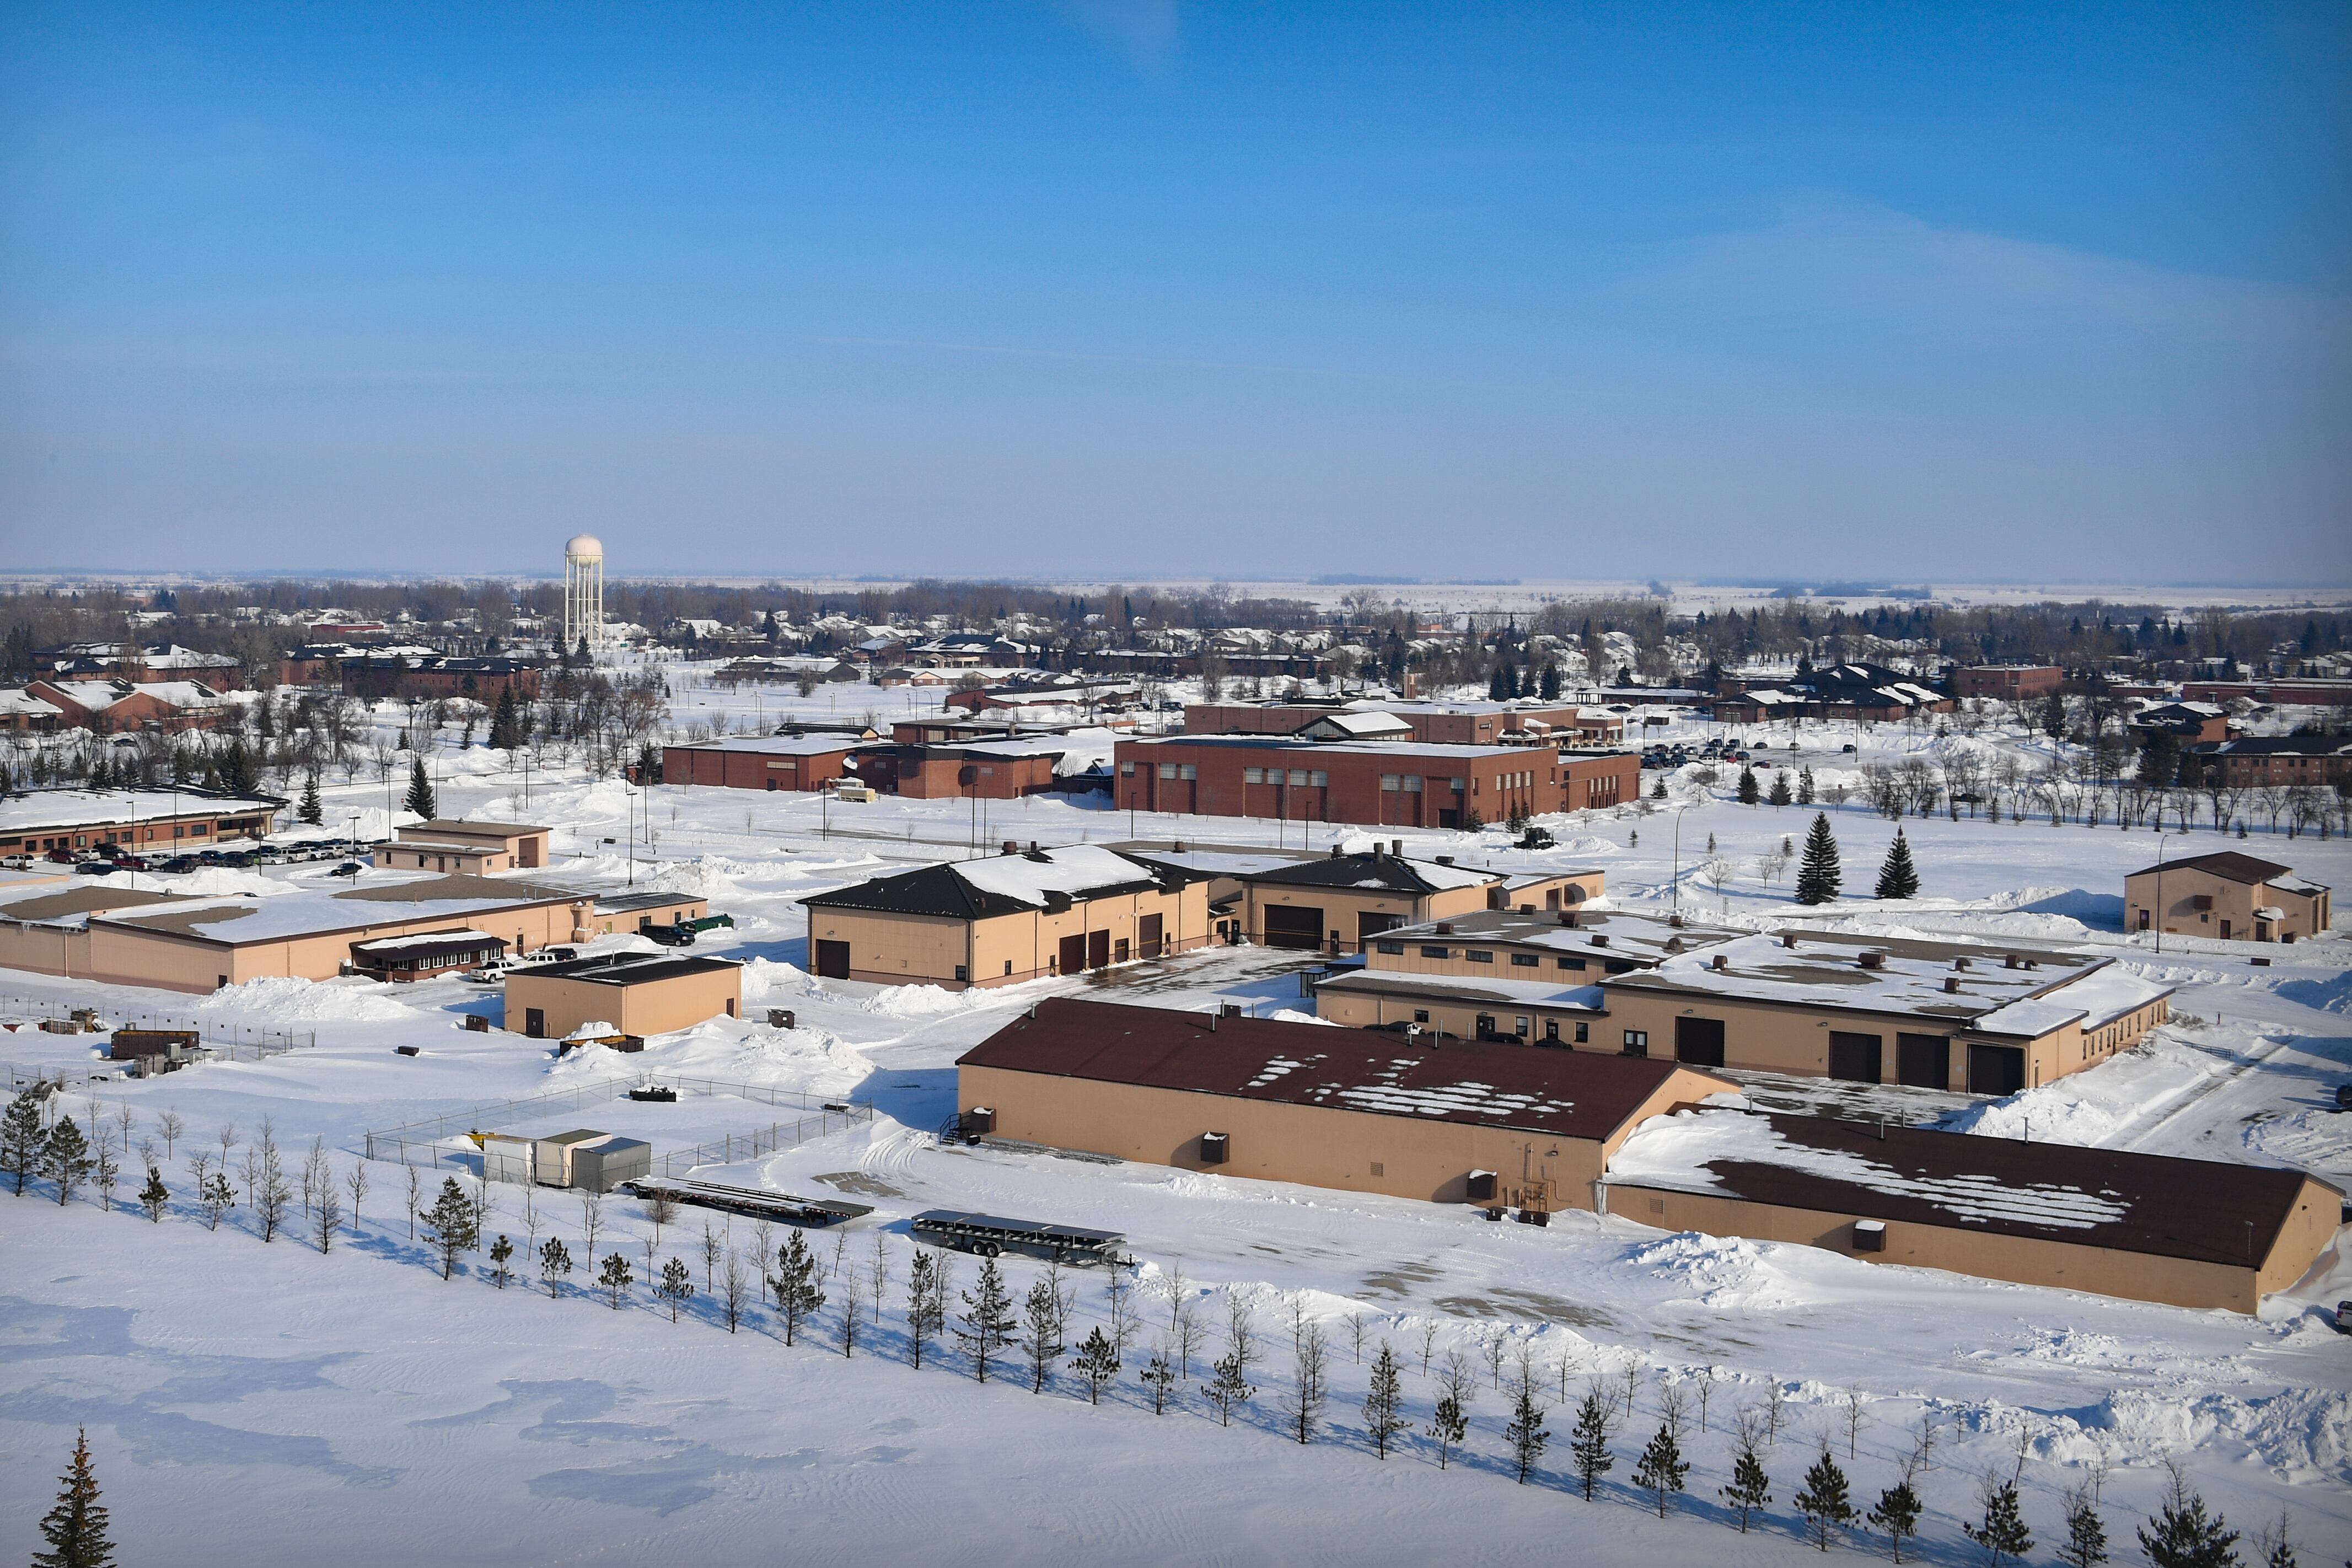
[
  {"x1": 504, "y1": 952, "x2": 743, "y2": 1040},
  {"x1": 350, "y1": 928, "x2": 508, "y2": 981},
  {"x1": 2123, "y1": 851, "x2": 2330, "y2": 944}
]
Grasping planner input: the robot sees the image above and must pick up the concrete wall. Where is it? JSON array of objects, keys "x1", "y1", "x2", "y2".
[
  {"x1": 1605, "y1": 1175, "x2": 2343, "y2": 1314},
  {"x1": 959, "y1": 1060, "x2": 1728, "y2": 1210},
  {"x1": 504, "y1": 964, "x2": 742, "y2": 1039}
]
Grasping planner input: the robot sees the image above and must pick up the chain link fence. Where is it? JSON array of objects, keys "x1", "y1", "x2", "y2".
[
  {"x1": 361, "y1": 1074, "x2": 869, "y2": 1174},
  {"x1": 0, "y1": 992, "x2": 314, "y2": 1054}
]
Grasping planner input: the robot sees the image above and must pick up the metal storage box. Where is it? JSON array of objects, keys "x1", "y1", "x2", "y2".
[{"x1": 570, "y1": 1136, "x2": 652, "y2": 1194}]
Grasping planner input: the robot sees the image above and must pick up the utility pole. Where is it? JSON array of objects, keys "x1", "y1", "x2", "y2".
[{"x1": 1670, "y1": 804, "x2": 1694, "y2": 914}]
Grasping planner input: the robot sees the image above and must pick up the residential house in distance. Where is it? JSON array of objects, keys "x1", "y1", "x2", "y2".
[
  {"x1": 2129, "y1": 701, "x2": 2231, "y2": 745},
  {"x1": 2124, "y1": 851, "x2": 2330, "y2": 943},
  {"x1": 25, "y1": 679, "x2": 234, "y2": 733},
  {"x1": 1596, "y1": 930, "x2": 2177, "y2": 1094},
  {"x1": 799, "y1": 842, "x2": 1212, "y2": 988}
]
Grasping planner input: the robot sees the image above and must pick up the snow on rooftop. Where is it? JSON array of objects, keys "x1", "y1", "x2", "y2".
[
  {"x1": 951, "y1": 844, "x2": 1158, "y2": 907},
  {"x1": 0, "y1": 788, "x2": 280, "y2": 834},
  {"x1": 1609, "y1": 1109, "x2": 2131, "y2": 1232}
]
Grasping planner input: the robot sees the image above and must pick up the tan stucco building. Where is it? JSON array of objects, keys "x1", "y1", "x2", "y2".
[
  {"x1": 2124, "y1": 850, "x2": 2331, "y2": 944},
  {"x1": 1127, "y1": 844, "x2": 1603, "y2": 953},
  {"x1": 1596, "y1": 931, "x2": 2176, "y2": 1094},
  {"x1": 0, "y1": 871, "x2": 597, "y2": 994},
  {"x1": 956, "y1": 997, "x2": 1735, "y2": 1212},
  {"x1": 373, "y1": 820, "x2": 554, "y2": 875},
  {"x1": 1314, "y1": 907, "x2": 1735, "y2": 1046},
  {"x1": 504, "y1": 953, "x2": 743, "y2": 1040},
  {"x1": 801, "y1": 843, "x2": 1211, "y2": 989},
  {"x1": 1606, "y1": 1108, "x2": 2342, "y2": 1313}
]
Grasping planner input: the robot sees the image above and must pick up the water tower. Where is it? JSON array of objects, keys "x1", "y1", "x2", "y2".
[{"x1": 563, "y1": 534, "x2": 605, "y2": 655}]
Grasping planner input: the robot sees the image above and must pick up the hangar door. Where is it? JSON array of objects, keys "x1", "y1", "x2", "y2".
[
  {"x1": 1261, "y1": 905, "x2": 1325, "y2": 951},
  {"x1": 1967, "y1": 1044, "x2": 2026, "y2": 1097},
  {"x1": 813, "y1": 940, "x2": 851, "y2": 980},
  {"x1": 1673, "y1": 1017, "x2": 1726, "y2": 1068},
  {"x1": 1828, "y1": 1032, "x2": 1883, "y2": 1083}
]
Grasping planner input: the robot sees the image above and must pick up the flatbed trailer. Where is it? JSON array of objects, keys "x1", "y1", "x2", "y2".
[
  {"x1": 622, "y1": 1177, "x2": 874, "y2": 1229},
  {"x1": 910, "y1": 1208, "x2": 1125, "y2": 1265}
]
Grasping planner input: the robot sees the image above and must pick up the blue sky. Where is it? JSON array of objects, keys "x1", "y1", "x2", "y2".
[{"x1": 3, "y1": 2, "x2": 2347, "y2": 582}]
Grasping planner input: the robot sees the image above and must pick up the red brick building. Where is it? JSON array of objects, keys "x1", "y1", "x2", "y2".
[
  {"x1": 662, "y1": 734, "x2": 863, "y2": 792},
  {"x1": 25, "y1": 680, "x2": 232, "y2": 734},
  {"x1": 2184, "y1": 735, "x2": 2352, "y2": 788},
  {"x1": 1114, "y1": 737, "x2": 1638, "y2": 828},
  {"x1": 1956, "y1": 665, "x2": 2064, "y2": 702},
  {"x1": 1184, "y1": 699, "x2": 1619, "y2": 745},
  {"x1": 662, "y1": 734, "x2": 1068, "y2": 800}
]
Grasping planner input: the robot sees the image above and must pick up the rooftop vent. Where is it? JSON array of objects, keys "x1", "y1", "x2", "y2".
[
  {"x1": 1392, "y1": 839, "x2": 1404, "y2": 856},
  {"x1": 1669, "y1": 913, "x2": 1685, "y2": 928},
  {"x1": 1559, "y1": 910, "x2": 1578, "y2": 927},
  {"x1": 1435, "y1": 922, "x2": 1454, "y2": 935},
  {"x1": 1591, "y1": 933, "x2": 1610, "y2": 948},
  {"x1": 1002, "y1": 840, "x2": 1019, "y2": 856},
  {"x1": 1953, "y1": 957, "x2": 1971, "y2": 970},
  {"x1": 2005, "y1": 953, "x2": 2021, "y2": 969},
  {"x1": 1781, "y1": 931, "x2": 1799, "y2": 949},
  {"x1": 1435, "y1": 855, "x2": 1456, "y2": 866},
  {"x1": 1330, "y1": 843, "x2": 1344, "y2": 857},
  {"x1": 1942, "y1": 976, "x2": 1960, "y2": 994},
  {"x1": 1710, "y1": 953, "x2": 1728, "y2": 971},
  {"x1": 1859, "y1": 951, "x2": 1887, "y2": 970},
  {"x1": 1666, "y1": 937, "x2": 1684, "y2": 954},
  {"x1": 1220, "y1": 1002, "x2": 1243, "y2": 1018}
]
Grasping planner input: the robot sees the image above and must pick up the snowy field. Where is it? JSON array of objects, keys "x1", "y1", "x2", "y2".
[{"x1": 5, "y1": 669, "x2": 2351, "y2": 1566}]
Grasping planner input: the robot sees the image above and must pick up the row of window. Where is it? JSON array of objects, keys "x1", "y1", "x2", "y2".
[
  {"x1": 1241, "y1": 767, "x2": 1330, "y2": 786},
  {"x1": 1374, "y1": 939, "x2": 1587, "y2": 971}
]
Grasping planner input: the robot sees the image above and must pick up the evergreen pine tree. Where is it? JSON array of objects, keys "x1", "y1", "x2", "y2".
[
  {"x1": 954, "y1": 1256, "x2": 1017, "y2": 1382},
  {"x1": 138, "y1": 1166, "x2": 169, "y2": 1222},
  {"x1": 1875, "y1": 829, "x2": 1921, "y2": 899},
  {"x1": 2138, "y1": 1468, "x2": 2240, "y2": 1568},
  {"x1": 1794, "y1": 1447, "x2": 1856, "y2": 1550},
  {"x1": 599, "y1": 1251, "x2": 632, "y2": 1309},
  {"x1": 1633, "y1": 1422, "x2": 1690, "y2": 1516},
  {"x1": 299, "y1": 769, "x2": 324, "y2": 826},
  {"x1": 2042, "y1": 691, "x2": 2068, "y2": 740},
  {"x1": 33, "y1": 1427, "x2": 114, "y2": 1568},
  {"x1": 1068, "y1": 1325, "x2": 1121, "y2": 1404},
  {"x1": 487, "y1": 1234, "x2": 514, "y2": 1289},
  {"x1": 658, "y1": 1256, "x2": 694, "y2": 1320},
  {"x1": 1796, "y1": 813, "x2": 1843, "y2": 905},
  {"x1": 1505, "y1": 1385, "x2": 1549, "y2": 1483},
  {"x1": 1769, "y1": 769, "x2": 1793, "y2": 806},
  {"x1": 1488, "y1": 665, "x2": 1511, "y2": 701},
  {"x1": 1538, "y1": 664, "x2": 1561, "y2": 700},
  {"x1": 41, "y1": 1116, "x2": 93, "y2": 1205},
  {"x1": 1205, "y1": 1349, "x2": 1255, "y2": 1427},
  {"x1": 1797, "y1": 764, "x2": 1817, "y2": 804},
  {"x1": 2058, "y1": 1484, "x2": 2108, "y2": 1568},
  {"x1": 539, "y1": 1237, "x2": 572, "y2": 1297},
  {"x1": 488, "y1": 686, "x2": 519, "y2": 751},
  {"x1": 1427, "y1": 1390, "x2": 1468, "y2": 1468},
  {"x1": 1738, "y1": 766, "x2": 1760, "y2": 806},
  {"x1": 423, "y1": 1177, "x2": 478, "y2": 1279},
  {"x1": 4, "y1": 1088, "x2": 44, "y2": 1196},
  {"x1": 1869, "y1": 1479, "x2": 1924, "y2": 1563},
  {"x1": 1964, "y1": 1479, "x2": 2033, "y2": 1567},
  {"x1": 1722, "y1": 1439, "x2": 1772, "y2": 1532},
  {"x1": 404, "y1": 756, "x2": 437, "y2": 820},
  {"x1": 1362, "y1": 1343, "x2": 1408, "y2": 1458},
  {"x1": 1569, "y1": 1390, "x2": 1614, "y2": 1500},
  {"x1": 769, "y1": 1230, "x2": 825, "y2": 1346}
]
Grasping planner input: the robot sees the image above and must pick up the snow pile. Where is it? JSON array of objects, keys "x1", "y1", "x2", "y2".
[
  {"x1": 629, "y1": 1017, "x2": 873, "y2": 1093},
  {"x1": 192, "y1": 975, "x2": 417, "y2": 1023},
  {"x1": 1626, "y1": 1231, "x2": 1806, "y2": 1313}
]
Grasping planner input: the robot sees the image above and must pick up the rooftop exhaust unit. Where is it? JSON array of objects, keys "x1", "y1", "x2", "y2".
[
  {"x1": 1200, "y1": 1132, "x2": 1229, "y2": 1165},
  {"x1": 1859, "y1": 951, "x2": 1886, "y2": 970},
  {"x1": 1943, "y1": 977, "x2": 1960, "y2": 993},
  {"x1": 1781, "y1": 931, "x2": 1800, "y2": 948},
  {"x1": 1591, "y1": 933, "x2": 1610, "y2": 948},
  {"x1": 1711, "y1": 954, "x2": 1728, "y2": 971},
  {"x1": 1851, "y1": 1219, "x2": 1887, "y2": 1253}
]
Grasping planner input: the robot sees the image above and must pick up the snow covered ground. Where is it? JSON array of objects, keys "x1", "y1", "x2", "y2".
[{"x1": 4, "y1": 669, "x2": 2351, "y2": 1565}]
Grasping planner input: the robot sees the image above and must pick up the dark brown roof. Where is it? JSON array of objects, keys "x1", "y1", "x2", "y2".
[
  {"x1": 514, "y1": 953, "x2": 740, "y2": 986},
  {"x1": 1620, "y1": 1113, "x2": 2328, "y2": 1268},
  {"x1": 957, "y1": 997, "x2": 1720, "y2": 1142},
  {"x1": 2124, "y1": 850, "x2": 2291, "y2": 885}
]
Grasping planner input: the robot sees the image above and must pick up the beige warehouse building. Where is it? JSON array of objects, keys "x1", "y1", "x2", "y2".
[
  {"x1": 801, "y1": 844, "x2": 1210, "y2": 989},
  {"x1": 1597, "y1": 930, "x2": 2176, "y2": 1094},
  {"x1": 373, "y1": 820, "x2": 554, "y2": 874},
  {"x1": 504, "y1": 952, "x2": 743, "y2": 1040},
  {"x1": 1605, "y1": 1108, "x2": 2342, "y2": 1314},
  {"x1": 956, "y1": 998, "x2": 1735, "y2": 1211},
  {"x1": 2123, "y1": 850, "x2": 2330, "y2": 944}
]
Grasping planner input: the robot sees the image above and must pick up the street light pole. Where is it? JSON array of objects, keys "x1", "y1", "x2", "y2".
[{"x1": 1670, "y1": 804, "x2": 1693, "y2": 914}]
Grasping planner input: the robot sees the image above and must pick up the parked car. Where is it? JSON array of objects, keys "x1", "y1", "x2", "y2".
[
  {"x1": 45, "y1": 847, "x2": 80, "y2": 864},
  {"x1": 111, "y1": 854, "x2": 150, "y2": 872},
  {"x1": 643, "y1": 924, "x2": 697, "y2": 948},
  {"x1": 328, "y1": 861, "x2": 364, "y2": 878},
  {"x1": 461, "y1": 963, "x2": 512, "y2": 986},
  {"x1": 155, "y1": 856, "x2": 201, "y2": 874},
  {"x1": 73, "y1": 861, "x2": 116, "y2": 876}
]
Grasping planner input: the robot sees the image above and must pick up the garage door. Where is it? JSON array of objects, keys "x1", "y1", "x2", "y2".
[
  {"x1": 1828, "y1": 1032, "x2": 1882, "y2": 1083},
  {"x1": 1896, "y1": 1033, "x2": 1950, "y2": 1089},
  {"x1": 1967, "y1": 1044, "x2": 2026, "y2": 1097},
  {"x1": 813, "y1": 940, "x2": 850, "y2": 980},
  {"x1": 1673, "y1": 1017, "x2": 1726, "y2": 1068},
  {"x1": 1058, "y1": 934, "x2": 1087, "y2": 975},
  {"x1": 1261, "y1": 905, "x2": 1325, "y2": 951}
]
